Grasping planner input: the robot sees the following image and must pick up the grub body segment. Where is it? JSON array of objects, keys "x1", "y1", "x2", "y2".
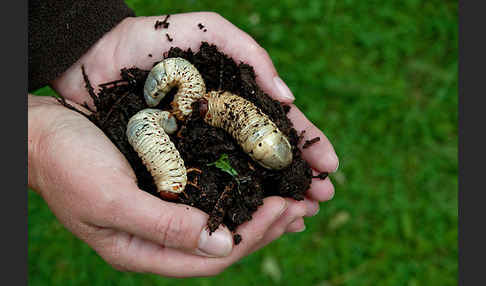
[
  {"x1": 143, "y1": 58, "x2": 292, "y2": 170},
  {"x1": 144, "y1": 57, "x2": 206, "y2": 120},
  {"x1": 203, "y1": 91, "x2": 293, "y2": 170},
  {"x1": 126, "y1": 109, "x2": 187, "y2": 198}
]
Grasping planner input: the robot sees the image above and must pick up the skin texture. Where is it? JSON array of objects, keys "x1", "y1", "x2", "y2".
[{"x1": 29, "y1": 12, "x2": 339, "y2": 277}]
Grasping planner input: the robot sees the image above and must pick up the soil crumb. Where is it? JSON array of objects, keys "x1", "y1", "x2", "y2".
[
  {"x1": 155, "y1": 15, "x2": 170, "y2": 29},
  {"x1": 312, "y1": 172, "x2": 329, "y2": 180},
  {"x1": 303, "y1": 137, "x2": 320, "y2": 149},
  {"x1": 74, "y1": 42, "x2": 314, "y2": 241},
  {"x1": 233, "y1": 234, "x2": 242, "y2": 245}
]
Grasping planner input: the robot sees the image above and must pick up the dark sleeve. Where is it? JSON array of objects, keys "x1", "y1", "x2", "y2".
[{"x1": 28, "y1": 0, "x2": 135, "y2": 91}]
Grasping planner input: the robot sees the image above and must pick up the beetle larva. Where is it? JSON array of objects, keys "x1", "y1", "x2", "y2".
[
  {"x1": 144, "y1": 57, "x2": 206, "y2": 120},
  {"x1": 143, "y1": 58, "x2": 292, "y2": 170},
  {"x1": 200, "y1": 91, "x2": 293, "y2": 170},
  {"x1": 126, "y1": 109, "x2": 186, "y2": 199}
]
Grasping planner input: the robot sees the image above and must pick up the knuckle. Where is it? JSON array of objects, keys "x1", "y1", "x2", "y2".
[
  {"x1": 155, "y1": 212, "x2": 193, "y2": 248},
  {"x1": 100, "y1": 193, "x2": 121, "y2": 213},
  {"x1": 96, "y1": 192, "x2": 124, "y2": 223},
  {"x1": 154, "y1": 213, "x2": 173, "y2": 243}
]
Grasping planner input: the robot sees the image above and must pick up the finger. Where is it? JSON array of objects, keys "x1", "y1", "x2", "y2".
[
  {"x1": 96, "y1": 196, "x2": 288, "y2": 277},
  {"x1": 165, "y1": 196, "x2": 287, "y2": 276},
  {"x1": 92, "y1": 185, "x2": 234, "y2": 258},
  {"x1": 302, "y1": 197, "x2": 320, "y2": 217},
  {"x1": 306, "y1": 176, "x2": 335, "y2": 202},
  {"x1": 306, "y1": 170, "x2": 336, "y2": 202},
  {"x1": 286, "y1": 218, "x2": 306, "y2": 233},
  {"x1": 246, "y1": 198, "x2": 307, "y2": 254},
  {"x1": 286, "y1": 105, "x2": 339, "y2": 172}
]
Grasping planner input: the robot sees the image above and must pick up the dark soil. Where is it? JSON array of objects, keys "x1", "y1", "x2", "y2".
[
  {"x1": 198, "y1": 23, "x2": 207, "y2": 32},
  {"x1": 73, "y1": 42, "x2": 316, "y2": 243}
]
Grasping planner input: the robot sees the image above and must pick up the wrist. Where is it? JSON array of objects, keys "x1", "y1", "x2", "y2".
[{"x1": 27, "y1": 95, "x2": 59, "y2": 195}]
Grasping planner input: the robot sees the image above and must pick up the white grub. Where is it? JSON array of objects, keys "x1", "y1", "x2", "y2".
[
  {"x1": 144, "y1": 57, "x2": 206, "y2": 120},
  {"x1": 126, "y1": 109, "x2": 186, "y2": 199},
  {"x1": 203, "y1": 91, "x2": 293, "y2": 170},
  {"x1": 143, "y1": 58, "x2": 293, "y2": 169}
]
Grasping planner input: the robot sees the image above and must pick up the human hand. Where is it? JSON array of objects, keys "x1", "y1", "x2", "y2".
[
  {"x1": 28, "y1": 94, "x2": 291, "y2": 276},
  {"x1": 37, "y1": 12, "x2": 338, "y2": 276}
]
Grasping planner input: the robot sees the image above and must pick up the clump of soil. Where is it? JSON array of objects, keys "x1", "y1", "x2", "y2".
[
  {"x1": 74, "y1": 42, "x2": 317, "y2": 243},
  {"x1": 154, "y1": 15, "x2": 170, "y2": 29}
]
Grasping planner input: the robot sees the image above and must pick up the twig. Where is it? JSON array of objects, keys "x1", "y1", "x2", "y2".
[
  {"x1": 312, "y1": 172, "x2": 329, "y2": 180},
  {"x1": 208, "y1": 183, "x2": 233, "y2": 233},
  {"x1": 303, "y1": 136, "x2": 321, "y2": 149},
  {"x1": 81, "y1": 65, "x2": 99, "y2": 108},
  {"x1": 55, "y1": 96, "x2": 91, "y2": 118}
]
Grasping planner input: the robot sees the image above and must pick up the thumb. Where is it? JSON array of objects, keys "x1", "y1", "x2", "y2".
[{"x1": 97, "y1": 185, "x2": 233, "y2": 258}]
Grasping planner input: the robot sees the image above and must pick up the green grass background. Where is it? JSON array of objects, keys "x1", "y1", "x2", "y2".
[{"x1": 29, "y1": 0, "x2": 458, "y2": 285}]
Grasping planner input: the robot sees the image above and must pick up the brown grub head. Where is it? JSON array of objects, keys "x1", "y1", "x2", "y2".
[
  {"x1": 198, "y1": 98, "x2": 209, "y2": 118},
  {"x1": 159, "y1": 190, "x2": 180, "y2": 200}
]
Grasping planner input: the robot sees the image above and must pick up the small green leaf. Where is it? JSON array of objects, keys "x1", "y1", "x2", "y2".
[{"x1": 207, "y1": 154, "x2": 238, "y2": 177}]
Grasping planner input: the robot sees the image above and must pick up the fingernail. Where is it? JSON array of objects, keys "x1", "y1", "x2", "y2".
[
  {"x1": 312, "y1": 207, "x2": 320, "y2": 216},
  {"x1": 296, "y1": 224, "x2": 306, "y2": 232},
  {"x1": 330, "y1": 152, "x2": 339, "y2": 173},
  {"x1": 328, "y1": 190, "x2": 335, "y2": 200},
  {"x1": 290, "y1": 220, "x2": 306, "y2": 233},
  {"x1": 273, "y1": 76, "x2": 295, "y2": 102},
  {"x1": 197, "y1": 228, "x2": 233, "y2": 257}
]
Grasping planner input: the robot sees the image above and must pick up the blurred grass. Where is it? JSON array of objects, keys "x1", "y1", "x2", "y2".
[{"x1": 28, "y1": 0, "x2": 457, "y2": 285}]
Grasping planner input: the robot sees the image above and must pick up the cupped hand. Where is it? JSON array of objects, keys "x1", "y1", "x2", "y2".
[
  {"x1": 31, "y1": 12, "x2": 339, "y2": 276},
  {"x1": 28, "y1": 95, "x2": 290, "y2": 276}
]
